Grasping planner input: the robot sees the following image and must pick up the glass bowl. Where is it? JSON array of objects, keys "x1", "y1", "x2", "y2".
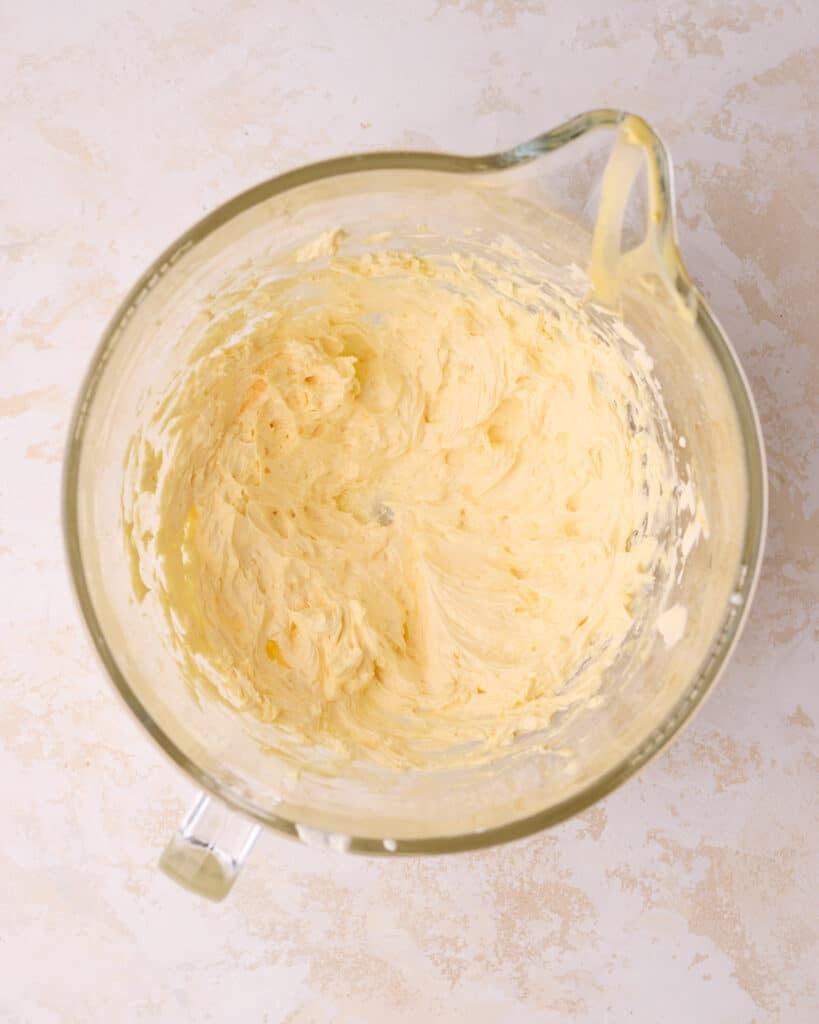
[{"x1": 63, "y1": 109, "x2": 766, "y2": 899}]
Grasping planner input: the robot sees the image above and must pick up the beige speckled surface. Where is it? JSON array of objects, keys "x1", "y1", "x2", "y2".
[{"x1": 1, "y1": 2, "x2": 817, "y2": 1021}]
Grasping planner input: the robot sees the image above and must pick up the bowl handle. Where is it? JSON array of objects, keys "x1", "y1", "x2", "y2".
[
  {"x1": 159, "y1": 791, "x2": 261, "y2": 901},
  {"x1": 589, "y1": 114, "x2": 693, "y2": 316}
]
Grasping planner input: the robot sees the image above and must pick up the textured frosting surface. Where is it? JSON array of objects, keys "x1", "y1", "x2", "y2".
[{"x1": 126, "y1": 239, "x2": 691, "y2": 767}]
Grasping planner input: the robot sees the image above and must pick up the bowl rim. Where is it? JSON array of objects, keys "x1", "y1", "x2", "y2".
[{"x1": 62, "y1": 108, "x2": 768, "y2": 854}]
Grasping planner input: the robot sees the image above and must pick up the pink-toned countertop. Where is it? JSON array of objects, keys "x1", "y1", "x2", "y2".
[{"x1": 1, "y1": 2, "x2": 816, "y2": 1021}]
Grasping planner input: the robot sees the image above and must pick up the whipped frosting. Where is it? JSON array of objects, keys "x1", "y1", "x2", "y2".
[{"x1": 124, "y1": 236, "x2": 695, "y2": 769}]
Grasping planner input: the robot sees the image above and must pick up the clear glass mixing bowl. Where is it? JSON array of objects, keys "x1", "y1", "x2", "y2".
[{"x1": 64, "y1": 110, "x2": 766, "y2": 899}]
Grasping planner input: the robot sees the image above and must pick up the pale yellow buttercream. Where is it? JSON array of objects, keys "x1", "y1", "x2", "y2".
[{"x1": 125, "y1": 239, "x2": 694, "y2": 768}]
